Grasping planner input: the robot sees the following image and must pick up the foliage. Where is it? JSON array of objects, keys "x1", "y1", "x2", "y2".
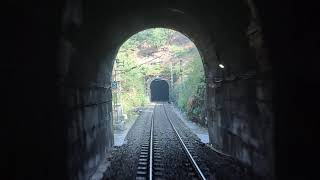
[
  {"x1": 114, "y1": 41, "x2": 146, "y2": 120},
  {"x1": 172, "y1": 57, "x2": 205, "y2": 125},
  {"x1": 113, "y1": 28, "x2": 206, "y2": 126}
]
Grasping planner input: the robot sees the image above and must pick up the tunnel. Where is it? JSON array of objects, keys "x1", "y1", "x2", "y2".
[
  {"x1": 150, "y1": 79, "x2": 169, "y2": 102},
  {"x1": 5, "y1": 0, "x2": 319, "y2": 180},
  {"x1": 7, "y1": 2, "x2": 275, "y2": 179}
]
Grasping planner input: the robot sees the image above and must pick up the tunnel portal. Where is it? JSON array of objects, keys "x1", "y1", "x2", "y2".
[{"x1": 150, "y1": 79, "x2": 169, "y2": 102}]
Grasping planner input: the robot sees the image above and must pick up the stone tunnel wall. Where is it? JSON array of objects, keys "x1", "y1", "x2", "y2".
[
  {"x1": 205, "y1": 1, "x2": 273, "y2": 178},
  {"x1": 62, "y1": 84, "x2": 114, "y2": 180},
  {"x1": 58, "y1": 1, "x2": 114, "y2": 179},
  {"x1": 58, "y1": 0, "x2": 273, "y2": 179}
]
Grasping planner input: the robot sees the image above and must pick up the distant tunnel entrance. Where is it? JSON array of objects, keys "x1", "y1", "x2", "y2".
[{"x1": 150, "y1": 79, "x2": 169, "y2": 102}]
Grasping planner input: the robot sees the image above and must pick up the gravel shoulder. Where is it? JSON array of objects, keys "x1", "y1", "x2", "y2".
[{"x1": 103, "y1": 105, "x2": 154, "y2": 180}]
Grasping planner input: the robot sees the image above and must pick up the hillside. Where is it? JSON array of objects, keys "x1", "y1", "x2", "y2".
[{"x1": 112, "y1": 28, "x2": 207, "y2": 127}]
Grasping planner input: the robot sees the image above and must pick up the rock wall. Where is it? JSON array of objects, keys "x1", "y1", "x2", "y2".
[
  {"x1": 59, "y1": 1, "x2": 114, "y2": 179},
  {"x1": 206, "y1": 1, "x2": 273, "y2": 178}
]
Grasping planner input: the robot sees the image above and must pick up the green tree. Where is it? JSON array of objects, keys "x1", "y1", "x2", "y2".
[{"x1": 113, "y1": 28, "x2": 206, "y2": 126}]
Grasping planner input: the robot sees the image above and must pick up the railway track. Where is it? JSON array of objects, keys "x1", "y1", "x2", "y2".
[{"x1": 135, "y1": 103, "x2": 207, "y2": 180}]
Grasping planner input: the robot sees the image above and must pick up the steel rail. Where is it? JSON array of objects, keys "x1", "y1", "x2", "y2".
[
  {"x1": 149, "y1": 104, "x2": 155, "y2": 180},
  {"x1": 162, "y1": 104, "x2": 206, "y2": 180}
]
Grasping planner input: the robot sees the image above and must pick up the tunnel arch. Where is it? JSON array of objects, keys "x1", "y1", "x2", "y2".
[
  {"x1": 150, "y1": 78, "x2": 170, "y2": 102},
  {"x1": 117, "y1": 27, "x2": 205, "y2": 104},
  {"x1": 59, "y1": 2, "x2": 273, "y2": 179},
  {"x1": 146, "y1": 76, "x2": 172, "y2": 101}
]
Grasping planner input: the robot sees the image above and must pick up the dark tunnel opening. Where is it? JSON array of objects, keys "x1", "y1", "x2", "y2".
[{"x1": 150, "y1": 79, "x2": 169, "y2": 102}]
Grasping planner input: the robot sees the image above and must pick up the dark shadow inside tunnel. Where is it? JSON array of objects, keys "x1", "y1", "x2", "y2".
[
  {"x1": 150, "y1": 79, "x2": 169, "y2": 102},
  {"x1": 48, "y1": 3, "x2": 276, "y2": 179}
]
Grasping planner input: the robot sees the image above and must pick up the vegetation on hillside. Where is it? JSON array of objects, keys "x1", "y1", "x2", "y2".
[{"x1": 112, "y1": 28, "x2": 207, "y2": 126}]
